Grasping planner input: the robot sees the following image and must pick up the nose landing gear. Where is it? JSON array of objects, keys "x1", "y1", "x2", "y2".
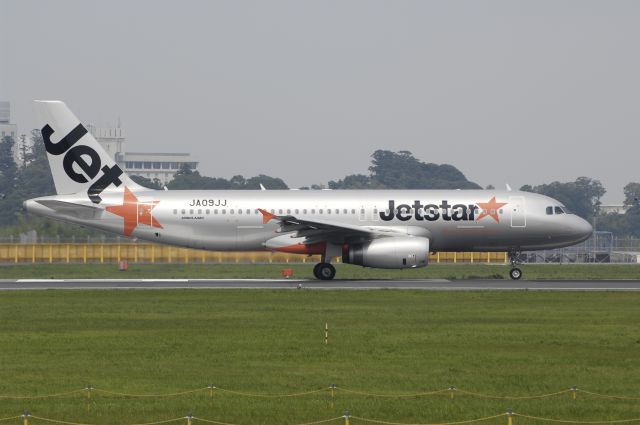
[{"x1": 508, "y1": 250, "x2": 523, "y2": 280}]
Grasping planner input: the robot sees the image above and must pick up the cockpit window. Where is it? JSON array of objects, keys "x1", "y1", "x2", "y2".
[
  {"x1": 554, "y1": 206, "x2": 565, "y2": 214},
  {"x1": 546, "y1": 206, "x2": 553, "y2": 215}
]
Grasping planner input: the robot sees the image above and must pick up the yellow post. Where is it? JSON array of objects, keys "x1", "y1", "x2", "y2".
[
  {"x1": 117, "y1": 244, "x2": 121, "y2": 262},
  {"x1": 85, "y1": 385, "x2": 92, "y2": 400},
  {"x1": 208, "y1": 384, "x2": 215, "y2": 399},
  {"x1": 66, "y1": 244, "x2": 70, "y2": 263},
  {"x1": 134, "y1": 245, "x2": 138, "y2": 263},
  {"x1": 449, "y1": 386, "x2": 455, "y2": 400},
  {"x1": 83, "y1": 245, "x2": 87, "y2": 263},
  {"x1": 151, "y1": 245, "x2": 155, "y2": 263},
  {"x1": 343, "y1": 411, "x2": 350, "y2": 425},
  {"x1": 507, "y1": 409, "x2": 513, "y2": 425},
  {"x1": 14, "y1": 245, "x2": 18, "y2": 263},
  {"x1": 504, "y1": 252, "x2": 508, "y2": 263},
  {"x1": 325, "y1": 323, "x2": 328, "y2": 345},
  {"x1": 202, "y1": 251, "x2": 205, "y2": 264},
  {"x1": 437, "y1": 252, "x2": 440, "y2": 263},
  {"x1": 49, "y1": 244, "x2": 53, "y2": 263},
  {"x1": 487, "y1": 252, "x2": 491, "y2": 264},
  {"x1": 32, "y1": 244, "x2": 35, "y2": 263},
  {"x1": 470, "y1": 252, "x2": 474, "y2": 263},
  {"x1": 571, "y1": 386, "x2": 577, "y2": 401},
  {"x1": 22, "y1": 410, "x2": 29, "y2": 425},
  {"x1": 186, "y1": 412, "x2": 193, "y2": 425},
  {"x1": 454, "y1": 252, "x2": 457, "y2": 263},
  {"x1": 100, "y1": 245, "x2": 104, "y2": 264},
  {"x1": 329, "y1": 384, "x2": 336, "y2": 405}
]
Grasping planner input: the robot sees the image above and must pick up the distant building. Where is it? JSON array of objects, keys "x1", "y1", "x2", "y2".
[
  {"x1": 89, "y1": 125, "x2": 198, "y2": 184},
  {"x1": 0, "y1": 101, "x2": 18, "y2": 141},
  {"x1": 123, "y1": 152, "x2": 198, "y2": 184},
  {"x1": 600, "y1": 204, "x2": 628, "y2": 215},
  {"x1": 0, "y1": 101, "x2": 21, "y2": 163}
]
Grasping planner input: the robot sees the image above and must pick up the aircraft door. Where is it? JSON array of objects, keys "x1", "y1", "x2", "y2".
[
  {"x1": 509, "y1": 196, "x2": 526, "y2": 227},
  {"x1": 359, "y1": 206, "x2": 366, "y2": 221}
]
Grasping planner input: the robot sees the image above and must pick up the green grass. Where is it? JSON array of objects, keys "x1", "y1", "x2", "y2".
[
  {"x1": 1, "y1": 291, "x2": 640, "y2": 424},
  {"x1": 0, "y1": 263, "x2": 639, "y2": 280}
]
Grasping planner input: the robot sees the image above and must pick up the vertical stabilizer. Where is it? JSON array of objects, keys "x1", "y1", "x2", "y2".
[{"x1": 33, "y1": 100, "x2": 142, "y2": 203}]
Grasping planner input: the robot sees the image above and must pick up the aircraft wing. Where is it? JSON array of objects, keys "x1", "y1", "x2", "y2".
[{"x1": 258, "y1": 208, "x2": 391, "y2": 245}]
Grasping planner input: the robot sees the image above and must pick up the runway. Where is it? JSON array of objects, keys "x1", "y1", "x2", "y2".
[{"x1": 2, "y1": 279, "x2": 640, "y2": 291}]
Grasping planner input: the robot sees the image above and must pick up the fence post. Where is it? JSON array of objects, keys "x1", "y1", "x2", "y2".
[
  {"x1": 449, "y1": 386, "x2": 456, "y2": 400},
  {"x1": 571, "y1": 386, "x2": 577, "y2": 401},
  {"x1": 208, "y1": 384, "x2": 216, "y2": 399},
  {"x1": 325, "y1": 323, "x2": 329, "y2": 345},
  {"x1": 186, "y1": 411, "x2": 193, "y2": 425},
  {"x1": 85, "y1": 384, "x2": 92, "y2": 400},
  {"x1": 329, "y1": 384, "x2": 336, "y2": 407},
  {"x1": 507, "y1": 408, "x2": 512, "y2": 425},
  {"x1": 22, "y1": 410, "x2": 29, "y2": 425},
  {"x1": 343, "y1": 410, "x2": 350, "y2": 425}
]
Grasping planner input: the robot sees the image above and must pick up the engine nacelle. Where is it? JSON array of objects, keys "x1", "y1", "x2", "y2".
[{"x1": 342, "y1": 236, "x2": 429, "y2": 269}]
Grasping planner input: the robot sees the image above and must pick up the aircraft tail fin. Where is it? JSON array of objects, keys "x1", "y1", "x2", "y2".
[{"x1": 33, "y1": 100, "x2": 143, "y2": 204}]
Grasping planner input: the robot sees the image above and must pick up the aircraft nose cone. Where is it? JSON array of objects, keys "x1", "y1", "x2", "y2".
[{"x1": 572, "y1": 216, "x2": 593, "y2": 243}]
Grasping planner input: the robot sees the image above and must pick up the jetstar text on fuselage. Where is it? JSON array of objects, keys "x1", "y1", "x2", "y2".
[{"x1": 379, "y1": 199, "x2": 507, "y2": 222}]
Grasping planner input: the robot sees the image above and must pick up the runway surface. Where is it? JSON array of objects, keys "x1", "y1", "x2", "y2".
[{"x1": 1, "y1": 279, "x2": 640, "y2": 290}]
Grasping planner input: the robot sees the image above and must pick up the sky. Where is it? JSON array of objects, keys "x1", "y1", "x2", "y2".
[{"x1": 1, "y1": 1, "x2": 639, "y2": 203}]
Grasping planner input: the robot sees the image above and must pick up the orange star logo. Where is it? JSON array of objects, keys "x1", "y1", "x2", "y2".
[
  {"x1": 106, "y1": 186, "x2": 163, "y2": 236},
  {"x1": 475, "y1": 196, "x2": 508, "y2": 223}
]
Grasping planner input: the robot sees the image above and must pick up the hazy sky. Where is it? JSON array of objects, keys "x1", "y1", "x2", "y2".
[{"x1": 2, "y1": 1, "x2": 638, "y2": 202}]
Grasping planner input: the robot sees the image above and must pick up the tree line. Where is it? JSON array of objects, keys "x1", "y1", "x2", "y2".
[{"x1": 0, "y1": 132, "x2": 638, "y2": 238}]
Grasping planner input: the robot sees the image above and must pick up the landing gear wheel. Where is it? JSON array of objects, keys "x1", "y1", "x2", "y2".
[
  {"x1": 509, "y1": 268, "x2": 522, "y2": 280},
  {"x1": 314, "y1": 263, "x2": 336, "y2": 280}
]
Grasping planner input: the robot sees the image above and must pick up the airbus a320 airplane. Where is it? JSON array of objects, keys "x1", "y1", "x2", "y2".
[{"x1": 24, "y1": 101, "x2": 593, "y2": 280}]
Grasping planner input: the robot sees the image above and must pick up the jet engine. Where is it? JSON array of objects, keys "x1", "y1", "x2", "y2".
[{"x1": 342, "y1": 236, "x2": 429, "y2": 269}]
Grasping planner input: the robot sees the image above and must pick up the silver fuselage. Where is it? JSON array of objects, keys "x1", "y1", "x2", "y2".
[{"x1": 25, "y1": 189, "x2": 593, "y2": 253}]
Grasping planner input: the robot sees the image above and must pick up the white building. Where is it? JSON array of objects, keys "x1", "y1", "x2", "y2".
[
  {"x1": 0, "y1": 101, "x2": 18, "y2": 140},
  {"x1": 89, "y1": 125, "x2": 198, "y2": 184},
  {"x1": 600, "y1": 204, "x2": 629, "y2": 215}
]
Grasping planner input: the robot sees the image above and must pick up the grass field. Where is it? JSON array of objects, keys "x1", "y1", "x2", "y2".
[
  {"x1": 1, "y1": 290, "x2": 640, "y2": 425},
  {"x1": 0, "y1": 263, "x2": 640, "y2": 280}
]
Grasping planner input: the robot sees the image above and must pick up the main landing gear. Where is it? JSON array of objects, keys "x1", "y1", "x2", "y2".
[
  {"x1": 313, "y1": 262, "x2": 336, "y2": 280},
  {"x1": 508, "y1": 250, "x2": 522, "y2": 280}
]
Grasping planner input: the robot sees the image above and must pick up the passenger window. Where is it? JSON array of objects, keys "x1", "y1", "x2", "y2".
[
  {"x1": 295, "y1": 209, "x2": 299, "y2": 214},
  {"x1": 246, "y1": 209, "x2": 250, "y2": 215},
  {"x1": 230, "y1": 209, "x2": 234, "y2": 214},
  {"x1": 328, "y1": 209, "x2": 331, "y2": 214},
  {"x1": 287, "y1": 209, "x2": 291, "y2": 214},
  {"x1": 555, "y1": 206, "x2": 564, "y2": 214},
  {"x1": 222, "y1": 210, "x2": 226, "y2": 215},
  {"x1": 353, "y1": 209, "x2": 357, "y2": 214},
  {"x1": 173, "y1": 209, "x2": 177, "y2": 215},
  {"x1": 214, "y1": 209, "x2": 218, "y2": 214},
  {"x1": 279, "y1": 209, "x2": 283, "y2": 214},
  {"x1": 303, "y1": 209, "x2": 307, "y2": 214},
  {"x1": 319, "y1": 209, "x2": 323, "y2": 214},
  {"x1": 335, "y1": 209, "x2": 340, "y2": 214},
  {"x1": 206, "y1": 209, "x2": 210, "y2": 215},
  {"x1": 190, "y1": 209, "x2": 194, "y2": 214},
  {"x1": 546, "y1": 206, "x2": 553, "y2": 215},
  {"x1": 198, "y1": 209, "x2": 202, "y2": 215},
  {"x1": 181, "y1": 209, "x2": 185, "y2": 214},
  {"x1": 310, "y1": 209, "x2": 315, "y2": 214},
  {"x1": 238, "y1": 209, "x2": 242, "y2": 214}
]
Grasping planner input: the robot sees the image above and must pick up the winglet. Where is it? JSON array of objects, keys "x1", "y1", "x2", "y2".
[
  {"x1": 260, "y1": 184, "x2": 266, "y2": 191},
  {"x1": 258, "y1": 208, "x2": 277, "y2": 224}
]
